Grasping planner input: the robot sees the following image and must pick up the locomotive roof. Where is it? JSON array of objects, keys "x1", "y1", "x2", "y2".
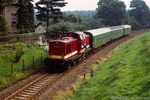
[
  {"x1": 73, "y1": 31, "x2": 84, "y2": 34},
  {"x1": 53, "y1": 37, "x2": 77, "y2": 43},
  {"x1": 85, "y1": 28, "x2": 112, "y2": 36}
]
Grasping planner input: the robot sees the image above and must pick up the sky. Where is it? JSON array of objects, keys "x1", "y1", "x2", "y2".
[{"x1": 34, "y1": 0, "x2": 150, "y2": 11}]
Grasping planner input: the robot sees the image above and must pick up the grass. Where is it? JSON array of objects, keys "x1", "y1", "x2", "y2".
[
  {"x1": 59, "y1": 32, "x2": 150, "y2": 100},
  {"x1": 0, "y1": 42, "x2": 47, "y2": 90}
]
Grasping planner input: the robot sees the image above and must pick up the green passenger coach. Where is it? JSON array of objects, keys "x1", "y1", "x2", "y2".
[
  {"x1": 84, "y1": 25, "x2": 132, "y2": 49},
  {"x1": 85, "y1": 28, "x2": 112, "y2": 49},
  {"x1": 109, "y1": 26, "x2": 124, "y2": 39},
  {"x1": 121, "y1": 25, "x2": 132, "y2": 35}
]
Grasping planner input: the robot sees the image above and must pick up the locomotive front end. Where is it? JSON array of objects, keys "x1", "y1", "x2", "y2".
[{"x1": 45, "y1": 37, "x2": 78, "y2": 72}]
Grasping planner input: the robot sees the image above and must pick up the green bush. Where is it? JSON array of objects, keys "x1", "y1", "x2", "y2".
[{"x1": 15, "y1": 47, "x2": 25, "y2": 62}]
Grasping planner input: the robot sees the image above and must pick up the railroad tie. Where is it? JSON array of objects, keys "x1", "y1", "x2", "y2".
[
  {"x1": 14, "y1": 96, "x2": 27, "y2": 100},
  {"x1": 21, "y1": 92, "x2": 34, "y2": 95},
  {"x1": 24, "y1": 89, "x2": 36, "y2": 93}
]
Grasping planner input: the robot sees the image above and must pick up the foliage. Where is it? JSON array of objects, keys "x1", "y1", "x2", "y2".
[
  {"x1": 60, "y1": 32, "x2": 150, "y2": 100},
  {"x1": 0, "y1": 43, "x2": 48, "y2": 90},
  {"x1": 47, "y1": 13, "x2": 102, "y2": 33},
  {"x1": 14, "y1": 47, "x2": 25, "y2": 62},
  {"x1": 64, "y1": 14, "x2": 84, "y2": 23},
  {"x1": 85, "y1": 18, "x2": 103, "y2": 29},
  {"x1": 129, "y1": 0, "x2": 150, "y2": 28},
  {"x1": 21, "y1": 26, "x2": 25, "y2": 34},
  {"x1": 27, "y1": 0, "x2": 34, "y2": 31},
  {"x1": 47, "y1": 21, "x2": 90, "y2": 32},
  {"x1": 47, "y1": 21, "x2": 74, "y2": 32},
  {"x1": 64, "y1": 10, "x2": 95, "y2": 19},
  {"x1": 96, "y1": 0, "x2": 126, "y2": 26},
  {"x1": 36, "y1": 0, "x2": 67, "y2": 27},
  {"x1": 122, "y1": 13, "x2": 142, "y2": 30},
  {"x1": 98, "y1": 0, "x2": 114, "y2": 5},
  {"x1": 17, "y1": 0, "x2": 34, "y2": 33}
]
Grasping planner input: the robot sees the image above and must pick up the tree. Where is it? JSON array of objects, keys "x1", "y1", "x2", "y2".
[
  {"x1": 129, "y1": 0, "x2": 150, "y2": 28},
  {"x1": 26, "y1": 0, "x2": 34, "y2": 30},
  {"x1": 98, "y1": 0, "x2": 114, "y2": 6},
  {"x1": 85, "y1": 18, "x2": 102, "y2": 29},
  {"x1": 17, "y1": 0, "x2": 34, "y2": 33},
  {"x1": 96, "y1": 0, "x2": 126, "y2": 26},
  {"x1": 64, "y1": 14, "x2": 84, "y2": 23},
  {"x1": 47, "y1": 21, "x2": 75, "y2": 32},
  {"x1": 36, "y1": 0, "x2": 67, "y2": 27},
  {"x1": 121, "y1": 12, "x2": 142, "y2": 30}
]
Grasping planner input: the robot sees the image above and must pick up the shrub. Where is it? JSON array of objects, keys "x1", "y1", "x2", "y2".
[{"x1": 15, "y1": 47, "x2": 25, "y2": 62}]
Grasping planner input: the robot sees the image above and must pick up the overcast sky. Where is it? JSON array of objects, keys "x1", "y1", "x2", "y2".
[{"x1": 34, "y1": 0, "x2": 150, "y2": 11}]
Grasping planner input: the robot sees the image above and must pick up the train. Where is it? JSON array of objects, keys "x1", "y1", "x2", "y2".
[{"x1": 44, "y1": 25, "x2": 132, "y2": 72}]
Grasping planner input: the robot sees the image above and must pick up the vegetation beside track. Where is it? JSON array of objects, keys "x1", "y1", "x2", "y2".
[
  {"x1": 58, "y1": 32, "x2": 150, "y2": 100},
  {"x1": 0, "y1": 43, "x2": 47, "y2": 90}
]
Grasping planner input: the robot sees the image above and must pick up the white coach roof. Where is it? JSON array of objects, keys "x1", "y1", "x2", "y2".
[
  {"x1": 121, "y1": 25, "x2": 131, "y2": 28},
  {"x1": 85, "y1": 28, "x2": 112, "y2": 36}
]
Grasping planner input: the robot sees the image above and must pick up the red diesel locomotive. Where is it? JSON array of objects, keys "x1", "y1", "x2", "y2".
[{"x1": 45, "y1": 32, "x2": 91, "y2": 71}]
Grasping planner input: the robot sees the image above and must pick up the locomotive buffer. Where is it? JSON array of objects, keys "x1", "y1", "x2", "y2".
[{"x1": 82, "y1": 44, "x2": 89, "y2": 79}]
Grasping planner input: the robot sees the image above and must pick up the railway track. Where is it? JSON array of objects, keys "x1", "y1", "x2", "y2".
[{"x1": 4, "y1": 73, "x2": 61, "y2": 100}]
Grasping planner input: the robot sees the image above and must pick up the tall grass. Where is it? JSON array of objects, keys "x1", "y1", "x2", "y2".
[
  {"x1": 62, "y1": 32, "x2": 150, "y2": 100},
  {"x1": 0, "y1": 43, "x2": 47, "y2": 90}
]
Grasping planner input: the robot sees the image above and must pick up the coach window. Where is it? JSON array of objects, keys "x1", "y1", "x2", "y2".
[{"x1": 66, "y1": 44, "x2": 71, "y2": 54}]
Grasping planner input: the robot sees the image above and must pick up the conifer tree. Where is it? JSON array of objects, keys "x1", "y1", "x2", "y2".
[
  {"x1": 27, "y1": 0, "x2": 34, "y2": 30},
  {"x1": 17, "y1": 0, "x2": 34, "y2": 33},
  {"x1": 36, "y1": 0, "x2": 67, "y2": 27}
]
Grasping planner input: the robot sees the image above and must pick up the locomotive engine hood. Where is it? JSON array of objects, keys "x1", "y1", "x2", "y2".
[{"x1": 49, "y1": 37, "x2": 78, "y2": 60}]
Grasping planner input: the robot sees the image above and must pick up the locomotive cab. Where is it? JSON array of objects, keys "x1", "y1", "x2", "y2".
[{"x1": 62, "y1": 32, "x2": 90, "y2": 53}]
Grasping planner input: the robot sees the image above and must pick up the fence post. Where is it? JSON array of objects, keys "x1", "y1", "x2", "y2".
[
  {"x1": 33, "y1": 56, "x2": 34, "y2": 67},
  {"x1": 11, "y1": 63, "x2": 13, "y2": 74},
  {"x1": 23, "y1": 59, "x2": 24, "y2": 71}
]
